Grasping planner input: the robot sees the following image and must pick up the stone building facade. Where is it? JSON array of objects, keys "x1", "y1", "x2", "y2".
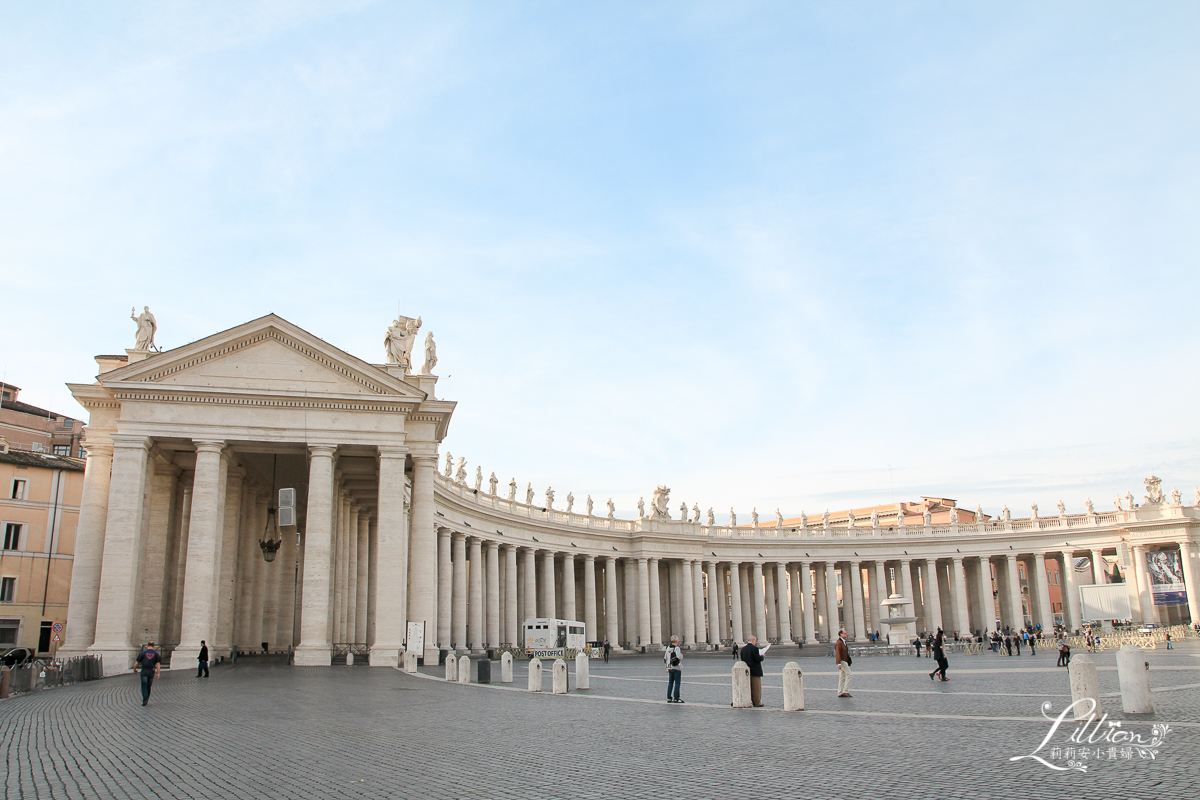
[{"x1": 58, "y1": 315, "x2": 1200, "y2": 673}]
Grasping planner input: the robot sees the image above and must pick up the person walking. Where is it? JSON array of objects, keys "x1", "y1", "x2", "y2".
[
  {"x1": 1165, "y1": 632, "x2": 1172, "y2": 650},
  {"x1": 133, "y1": 642, "x2": 162, "y2": 706},
  {"x1": 740, "y1": 635, "x2": 767, "y2": 707},
  {"x1": 664, "y1": 636, "x2": 684, "y2": 703},
  {"x1": 835, "y1": 629, "x2": 853, "y2": 697},
  {"x1": 1029, "y1": 634, "x2": 1036, "y2": 656},
  {"x1": 197, "y1": 640, "x2": 210, "y2": 677},
  {"x1": 929, "y1": 630, "x2": 948, "y2": 681},
  {"x1": 913, "y1": 637, "x2": 921, "y2": 658},
  {"x1": 1057, "y1": 637, "x2": 1069, "y2": 667},
  {"x1": 1004, "y1": 634, "x2": 1013, "y2": 656}
]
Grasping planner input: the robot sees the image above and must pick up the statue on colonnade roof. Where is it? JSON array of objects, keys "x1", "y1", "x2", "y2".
[
  {"x1": 650, "y1": 486, "x2": 671, "y2": 520},
  {"x1": 1143, "y1": 475, "x2": 1164, "y2": 506},
  {"x1": 131, "y1": 306, "x2": 157, "y2": 350},
  {"x1": 384, "y1": 314, "x2": 422, "y2": 372}
]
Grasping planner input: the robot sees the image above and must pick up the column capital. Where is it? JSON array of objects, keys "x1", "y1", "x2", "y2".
[
  {"x1": 485, "y1": 539, "x2": 499, "y2": 551},
  {"x1": 81, "y1": 440, "x2": 114, "y2": 459},
  {"x1": 377, "y1": 445, "x2": 408, "y2": 460},
  {"x1": 308, "y1": 443, "x2": 337, "y2": 458},
  {"x1": 411, "y1": 454, "x2": 438, "y2": 467},
  {"x1": 110, "y1": 433, "x2": 152, "y2": 450},
  {"x1": 583, "y1": 553, "x2": 595, "y2": 563},
  {"x1": 561, "y1": 551, "x2": 574, "y2": 561}
]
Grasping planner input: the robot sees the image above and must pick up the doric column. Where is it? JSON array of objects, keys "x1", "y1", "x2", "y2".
[
  {"x1": 451, "y1": 533, "x2": 467, "y2": 651},
  {"x1": 636, "y1": 557, "x2": 652, "y2": 647},
  {"x1": 407, "y1": 454, "x2": 439, "y2": 663},
  {"x1": 60, "y1": 439, "x2": 114, "y2": 658},
  {"x1": 235, "y1": 486, "x2": 260, "y2": 649},
  {"x1": 1131, "y1": 544, "x2": 1154, "y2": 624},
  {"x1": 468, "y1": 537, "x2": 484, "y2": 651},
  {"x1": 976, "y1": 557, "x2": 995, "y2": 634},
  {"x1": 1179, "y1": 542, "x2": 1200, "y2": 629},
  {"x1": 739, "y1": 564, "x2": 754, "y2": 638},
  {"x1": 951, "y1": 556, "x2": 971, "y2": 636},
  {"x1": 824, "y1": 562, "x2": 839, "y2": 637},
  {"x1": 366, "y1": 515, "x2": 379, "y2": 648},
  {"x1": 668, "y1": 561, "x2": 682, "y2": 639},
  {"x1": 1004, "y1": 554, "x2": 1024, "y2": 630},
  {"x1": 787, "y1": 564, "x2": 801, "y2": 642},
  {"x1": 244, "y1": 488, "x2": 266, "y2": 653},
  {"x1": 774, "y1": 563, "x2": 791, "y2": 644},
  {"x1": 872, "y1": 561, "x2": 889, "y2": 639},
  {"x1": 604, "y1": 556, "x2": 619, "y2": 644},
  {"x1": 1090, "y1": 548, "x2": 1107, "y2": 583},
  {"x1": 368, "y1": 447, "x2": 407, "y2": 666},
  {"x1": 523, "y1": 548, "x2": 538, "y2": 623},
  {"x1": 760, "y1": 563, "x2": 775, "y2": 641},
  {"x1": 174, "y1": 441, "x2": 228, "y2": 665},
  {"x1": 561, "y1": 553, "x2": 577, "y2": 623},
  {"x1": 622, "y1": 559, "x2": 638, "y2": 646},
  {"x1": 1059, "y1": 551, "x2": 1081, "y2": 634},
  {"x1": 648, "y1": 557, "x2": 662, "y2": 645},
  {"x1": 714, "y1": 564, "x2": 729, "y2": 643},
  {"x1": 167, "y1": 478, "x2": 193, "y2": 649},
  {"x1": 691, "y1": 561, "x2": 706, "y2": 646},
  {"x1": 924, "y1": 559, "x2": 943, "y2": 632},
  {"x1": 436, "y1": 529, "x2": 452, "y2": 649},
  {"x1": 727, "y1": 562, "x2": 744, "y2": 642},
  {"x1": 354, "y1": 512, "x2": 369, "y2": 644},
  {"x1": 813, "y1": 562, "x2": 827, "y2": 640},
  {"x1": 701, "y1": 561, "x2": 717, "y2": 645},
  {"x1": 850, "y1": 561, "x2": 867, "y2": 642},
  {"x1": 262, "y1": 493, "x2": 286, "y2": 650},
  {"x1": 1033, "y1": 552, "x2": 1055, "y2": 632},
  {"x1": 138, "y1": 453, "x2": 179, "y2": 646},
  {"x1": 542, "y1": 550, "x2": 558, "y2": 619},
  {"x1": 486, "y1": 540, "x2": 500, "y2": 648},
  {"x1": 338, "y1": 497, "x2": 355, "y2": 644},
  {"x1": 276, "y1": 504, "x2": 299, "y2": 650},
  {"x1": 583, "y1": 555, "x2": 597, "y2": 641},
  {"x1": 88, "y1": 434, "x2": 152, "y2": 671},
  {"x1": 294, "y1": 444, "x2": 336, "y2": 666},
  {"x1": 799, "y1": 561, "x2": 816, "y2": 644},
  {"x1": 897, "y1": 557, "x2": 914, "y2": 628},
  {"x1": 681, "y1": 559, "x2": 696, "y2": 645},
  {"x1": 504, "y1": 545, "x2": 519, "y2": 646}
]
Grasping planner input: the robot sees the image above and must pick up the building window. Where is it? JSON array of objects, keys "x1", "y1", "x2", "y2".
[
  {"x1": 0, "y1": 618, "x2": 18, "y2": 644},
  {"x1": 59, "y1": 417, "x2": 72, "y2": 429},
  {"x1": 38, "y1": 621, "x2": 52, "y2": 653},
  {"x1": 10, "y1": 479, "x2": 27, "y2": 500},
  {"x1": 0, "y1": 578, "x2": 15, "y2": 603},
  {"x1": 1018, "y1": 567, "x2": 1026, "y2": 581},
  {"x1": 2, "y1": 523, "x2": 20, "y2": 550},
  {"x1": 53, "y1": 445, "x2": 70, "y2": 456},
  {"x1": 78, "y1": 447, "x2": 86, "y2": 459}
]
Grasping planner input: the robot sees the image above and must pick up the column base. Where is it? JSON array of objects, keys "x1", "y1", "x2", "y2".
[
  {"x1": 171, "y1": 647, "x2": 201, "y2": 668},
  {"x1": 88, "y1": 647, "x2": 139, "y2": 676},
  {"x1": 368, "y1": 646, "x2": 400, "y2": 668},
  {"x1": 293, "y1": 646, "x2": 332, "y2": 667},
  {"x1": 423, "y1": 646, "x2": 441, "y2": 665}
]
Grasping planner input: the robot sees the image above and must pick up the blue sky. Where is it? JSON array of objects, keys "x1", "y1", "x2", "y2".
[{"x1": 2, "y1": 3, "x2": 1198, "y2": 521}]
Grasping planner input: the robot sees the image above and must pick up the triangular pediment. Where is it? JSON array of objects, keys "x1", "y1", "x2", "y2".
[{"x1": 100, "y1": 314, "x2": 426, "y2": 402}]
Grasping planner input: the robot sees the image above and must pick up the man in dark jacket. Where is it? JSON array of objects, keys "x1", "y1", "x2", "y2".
[
  {"x1": 740, "y1": 635, "x2": 766, "y2": 707},
  {"x1": 197, "y1": 640, "x2": 209, "y2": 678}
]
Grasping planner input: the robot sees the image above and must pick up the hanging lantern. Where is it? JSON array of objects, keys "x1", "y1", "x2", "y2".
[{"x1": 259, "y1": 454, "x2": 282, "y2": 562}]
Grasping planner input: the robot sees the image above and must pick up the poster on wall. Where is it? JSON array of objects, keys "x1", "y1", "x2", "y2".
[
  {"x1": 406, "y1": 621, "x2": 425, "y2": 656},
  {"x1": 1145, "y1": 550, "x2": 1187, "y2": 605}
]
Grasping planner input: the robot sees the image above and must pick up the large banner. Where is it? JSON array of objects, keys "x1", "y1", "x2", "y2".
[{"x1": 1145, "y1": 550, "x2": 1187, "y2": 606}]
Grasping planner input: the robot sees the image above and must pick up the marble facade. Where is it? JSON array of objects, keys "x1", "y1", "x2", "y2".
[{"x1": 59, "y1": 315, "x2": 1200, "y2": 674}]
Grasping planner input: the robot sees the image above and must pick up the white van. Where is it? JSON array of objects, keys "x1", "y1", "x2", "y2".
[{"x1": 523, "y1": 618, "x2": 586, "y2": 655}]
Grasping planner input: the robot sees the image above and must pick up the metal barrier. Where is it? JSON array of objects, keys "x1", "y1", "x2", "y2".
[{"x1": 0, "y1": 655, "x2": 105, "y2": 698}]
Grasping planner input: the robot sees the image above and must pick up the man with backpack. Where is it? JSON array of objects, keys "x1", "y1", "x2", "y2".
[
  {"x1": 133, "y1": 642, "x2": 162, "y2": 706},
  {"x1": 664, "y1": 635, "x2": 684, "y2": 703}
]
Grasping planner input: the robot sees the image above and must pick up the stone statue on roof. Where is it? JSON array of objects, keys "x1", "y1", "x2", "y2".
[
  {"x1": 508, "y1": 478, "x2": 517, "y2": 501},
  {"x1": 385, "y1": 315, "x2": 422, "y2": 372},
  {"x1": 586, "y1": 495, "x2": 593, "y2": 516},
  {"x1": 131, "y1": 306, "x2": 157, "y2": 351},
  {"x1": 419, "y1": 332, "x2": 437, "y2": 375},
  {"x1": 608, "y1": 498, "x2": 615, "y2": 519},
  {"x1": 706, "y1": 507, "x2": 715, "y2": 527},
  {"x1": 545, "y1": 487, "x2": 555, "y2": 509},
  {"x1": 566, "y1": 492, "x2": 574, "y2": 513},
  {"x1": 680, "y1": 501, "x2": 688, "y2": 521},
  {"x1": 730, "y1": 508, "x2": 737, "y2": 527},
  {"x1": 693, "y1": 504, "x2": 701, "y2": 523},
  {"x1": 751, "y1": 508, "x2": 759, "y2": 528},
  {"x1": 777, "y1": 509, "x2": 786, "y2": 528},
  {"x1": 443, "y1": 453, "x2": 453, "y2": 478},
  {"x1": 454, "y1": 457, "x2": 466, "y2": 484},
  {"x1": 489, "y1": 472, "x2": 498, "y2": 496},
  {"x1": 1084, "y1": 498, "x2": 1094, "y2": 515},
  {"x1": 474, "y1": 466, "x2": 482, "y2": 492},
  {"x1": 526, "y1": 483, "x2": 534, "y2": 505}
]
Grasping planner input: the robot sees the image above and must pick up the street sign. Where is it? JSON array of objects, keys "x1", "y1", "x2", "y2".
[
  {"x1": 52, "y1": 634, "x2": 61, "y2": 642},
  {"x1": 52, "y1": 622, "x2": 64, "y2": 633}
]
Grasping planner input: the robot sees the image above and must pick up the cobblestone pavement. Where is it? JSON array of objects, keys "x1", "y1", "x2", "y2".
[{"x1": 2, "y1": 642, "x2": 1197, "y2": 800}]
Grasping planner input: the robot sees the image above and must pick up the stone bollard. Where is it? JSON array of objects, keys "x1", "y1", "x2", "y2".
[
  {"x1": 575, "y1": 652, "x2": 590, "y2": 690},
  {"x1": 1116, "y1": 644, "x2": 1153, "y2": 714},
  {"x1": 445, "y1": 654, "x2": 458, "y2": 681},
  {"x1": 1067, "y1": 654, "x2": 1102, "y2": 720},
  {"x1": 346, "y1": 652, "x2": 354, "y2": 666},
  {"x1": 458, "y1": 656, "x2": 472, "y2": 684},
  {"x1": 500, "y1": 651, "x2": 514, "y2": 683},
  {"x1": 528, "y1": 657, "x2": 543, "y2": 692},
  {"x1": 732, "y1": 662, "x2": 751, "y2": 708},
  {"x1": 782, "y1": 661, "x2": 804, "y2": 711},
  {"x1": 403, "y1": 651, "x2": 418, "y2": 673},
  {"x1": 552, "y1": 658, "x2": 568, "y2": 694}
]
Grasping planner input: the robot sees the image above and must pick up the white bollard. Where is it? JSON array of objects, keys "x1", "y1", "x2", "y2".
[
  {"x1": 1116, "y1": 644, "x2": 1153, "y2": 714},
  {"x1": 444, "y1": 654, "x2": 457, "y2": 681},
  {"x1": 552, "y1": 658, "x2": 568, "y2": 694},
  {"x1": 732, "y1": 662, "x2": 751, "y2": 708},
  {"x1": 403, "y1": 651, "x2": 418, "y2": 673},
  {"x1": 500, "y1": 651, "x2": 514, "y2": 683},
  {"x1": 1067, "y1": 654, "x2": 1102, "y2": 720},
  {"x1": 346, "y1": 652, "x2": 354, "y2": 666},
  {"x1": 527, "y1": 657, "x2": 543, "y2": 692},
  {"x1": 458, "y1": 656, "x2": 472, "y2": 684},
  {"x1": 782, "y1": 661, "x2": 804, "y2": 711},
  {"x1": 575, "y1": 651, "x2": 590, "y2": 690}
]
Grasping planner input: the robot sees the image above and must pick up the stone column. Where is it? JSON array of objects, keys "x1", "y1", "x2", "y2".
[
  {"x1": 174, "y1": 441, "x2": 227, "y2": 665},
  {"x1": 786, "y1": 564, "x2": 801, "y2": 642},
  {"x1": 234, "y1": 485, "x2": 259, "y2": 649},
  {"x1": 813, "y1": 563, "x2": 827, "y2": 640},
  {"x1": 354, "y1": 512, "x2": 369, "y2": 644},
  {"x1": 680, "y1": 559, "x2": 696, "y2": 645},
  {"x1": 338, "y1": 498, "x2": 355, "y2": 643},
  {"x1": 692, "y1": 560, "x2": 706, "y2": 646},
  {"x1": 871, "y1": 561, "x2": 889, "y2": 640},
  {"x1": 582, "y1": 555, "x2": 597, "y2": 641},
  {"x1": 366, "y1": 515, "x2": 379, "y2": 648},
  {"x1": 1179, "y1": 542, "x2": 1200, "y2": 628},
  {"x1": 88, "y1": 435, "x2": 152, "y2": 670},
  {"x1": 60, "y1": 440, "x2": 114, "y2": 658},
  {"x1": 277, "y1": 509, "x2": 298, "y2": 650},
  {"x1": 603, "y1": 556, "x2": 619, "y2": 644},
  {"x1": 505, "y1": 545, "x2": 519, "y2": 646},
  {"x1": 451, "y1": 533, "x2": 467, "y2": 651},
  {"x1": 897, "y1": 558, "x2": 913, "y2": 624},
  {"x1": 294, "y1": 445, "x2": 336, "y2": 666},
  {"x1": 925, "y1": 559, "x2": 943, "y2": 632},
  {"x1": 727, "y1": 562, "x2": 744, "y2": 642},
  {"x1": 485, "y1": 540, "x2": 500, "y2": 648},
  {"x1": 262, "y1": 495, "x2": 286, "y2": 651},
  {"x1": 799, "y1": 561, "x2": 816, "y2": 644},
  {"x1": 850, "y1": 561, "x2": 867, "y2": 642},
  {"x1": 976, "y1": 557, "x2": 996, "y2": 633},
  {"x1": 774, "y1": 563, "x2": 792, "y2": 644},
  {"x1": 245, "y1": 489, "x2": 267, "y2": 653},
  {"x1": 951, "y1": 556, "x2": 971, "y2": 636},
  {"x1": 436, "y1": 529, "x2": 452, "y2": 649},
  {"x1": 468, "y1": 537, "x2": 484, "y2": 651},
  {"x1": 647, "y1": 557, "x2": 662, "y2": 645},
  {"x1": 167, "y1": 478, "x2": 193, "y2": 648},
  {"x1": 715, "y1": 564, "x2": 729, "y2": 643},
  {"x1": 407, "y1": 455, "x2": 438, "y2": 664},
  {"x1": 824, "y1": 562, "x2": 839, "y2": 636},
  {"x1": 668, "y1": 561, "x2": 682, "y2": 639},
  {"x1": 739, "y1": 564, "x2": 754, "y2": 638},
  {"x1": 523, "y1": 548, "x2": 538, "y2": 622},
  {"x1": 760, "y1": 563, "x2": 775, "y2": 641},
  {"x1": 636, "y1": 557, "x2": 652, "y2": 647},
  {"x1": 542, "y1": 551, "x2": 558, "y2": 619},
  {"x1": 368, "y1": 448, "x2": 408, "y2": 666},
  {"x1": 1004, "y1": 554, "x2": 1024, "y2": 630},
  {"x1": 1033, "y1": 552, "x2": 1055, "y2": 632},
  {"x1": 1131, "y1": 544, "x2": 1154, "y2": 624},
  {"x1": 1090, "y1": 548, "x2": 1107, "y2": 583},
  {"x1": 561, "y1": 553, "x2": 576, "y2": 624},
  {"x1": 1059, "y1": 551, "x2": 1081, "y2": 633},
  {"x1": 138, "y1": 454, "x2": 179, "y2": 645}
]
